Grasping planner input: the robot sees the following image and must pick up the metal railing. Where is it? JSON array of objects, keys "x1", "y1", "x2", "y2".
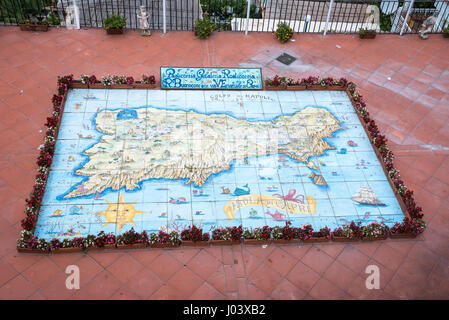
[{"x1": 1, "y1": 0, "x2": 448, "y2": 34}]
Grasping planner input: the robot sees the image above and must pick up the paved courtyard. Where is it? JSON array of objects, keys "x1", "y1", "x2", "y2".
[{"x1": 0, "y1": 26, "x2": 448, "y2": 300}]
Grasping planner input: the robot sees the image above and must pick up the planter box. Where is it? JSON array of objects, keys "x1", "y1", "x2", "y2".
[
  {"x1": 181, "y1": 240, "x2": 210, "y2": 247},
  {"x1": 134, "y1": 83, "x2": 157, "y2": 89},
  {"x1": 110, "y1": 84, "x2": 135, "y2": 89},
  {"x1": 88, "y1": 83, "x2": 106, "y2": 89},
  {"x1": 362, "y1": 234, "x2": 388, "y2": 241},
  {"x1": 51, "y1": 247, "x2": 84, "y2": 254},
  {"x1": 117, "y1": 243, "x2": 146, "y2": 249},
  {"x1": 389, "y1": 231, "x2": 417, "y2": 239},
  {"x1": 19, "y1": 24, "x2": 49, "y2": 32},
  {"x1": 359, "y1": 33, "x2": 376, "y2": 39},
  {"x1": 331, "y1": 233, "x2": 359, "y2": 242},
  {"x1": 106, "y1": 28, "x2": 124, "y2": 35},
  {"x1": 243, "y1": 239, "x2": 272, "y2": 245},
  {"x1": 211, "y1": 239, "x2": 241, "y2": 246},
  {"x1": 87, "y1": 244, "x2": 116, "y2": 250},
  {"x1": 286, "y1": 85, "x2": 306, "y2": 91},
  {"x1": 17, "y1": 247, "x2": 49, "y2": 254},
  {"x1": 308, "y1": 85, "x2": 330, "y2": 91},
  {"x1": 303, "y1": 236, "x2": 330, "y2": 243},
  {"x1": 149, "y1": 243, "x2": 179, "y2": 248},
  {"x1": 70, "y1": 81, "x2": 88, "y2": 89},
  {"x1": 86, "y1": 83, "x2": 157, "y2": 89},
  {"x1": 264, "y1": 85, "x2": 287, "y2": 91}
]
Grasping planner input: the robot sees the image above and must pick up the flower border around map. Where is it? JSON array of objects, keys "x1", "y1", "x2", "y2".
[
  {"x1": 16, "y1": 74, "x2": 426, "y2": 253},
  {"x1": 160, "y1": 67, "x2": 263, "y2": 90}
]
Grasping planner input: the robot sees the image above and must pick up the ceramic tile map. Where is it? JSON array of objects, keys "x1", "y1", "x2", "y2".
[
  {"x1": 34, "y1": 88, "x2": 405, "y2": 240},
  {"x1": 160, "y1": 67, "x2": 263, "y2": 90}
]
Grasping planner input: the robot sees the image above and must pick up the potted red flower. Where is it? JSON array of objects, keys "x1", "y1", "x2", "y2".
[
  {"x1": 264, "y1": 75, "x2": 287, "y2": 90},
  {"x1": 243, "y1": 226, "x2": 272, "y2": 245},
  {"x1": 211, "y1": 225, "x2": 243, "y2": 245},
  {"x1": 17, "y1": 230, "x2": 50, "y2": 253},
  {"x1": 90, "y1": 231, "x2": 117, "y2": 250},
  {"x1": 390, "y1": 218, "x2": 426, "y2": 239},
  {"x1": 149, "y1": 230, "x2": 180, "y2": 248},
  {"x1": 51, "y1": 237, "x2": 87, "y2": 253},
  {"x1": 286, "y1": 78, "x2": 305, "y2": 91},
  {"x1": 272, "y1": 221, "x2": 298, "y2": 244},
  {"x1": 181, "y1": 225, "x2": 210, "y2": 246},
  {"x1": 134, "y1": 74, "x2": 157, "y2": 89},
  {"x1": 303, "y1": 226, "x2": 331, "y2": 243},
  {"x1": 116, "y1": 228, "x2": 148, "y2": 249},
  {"x1": 361, "y1": 222, "x2": 389, "y2": 241},
  {"x1": 332, "y1": 221, "x2": 362, "y2": 242}
]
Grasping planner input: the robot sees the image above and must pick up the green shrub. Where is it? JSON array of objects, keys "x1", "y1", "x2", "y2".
[
  {"x1": 46, "y1": 12, "x2": 60, "y2": 26},
  {"x1": 102, "y1": 14, "x2": 127, "y2": 30},
  {"x1": 359, "y1": 28, "x2": 376, "y2": 35},
  {"x1": 275, "y1": 22, "x2": 293, "y2": 43},
  {"x1": 199, "y1": 0, "x2": 261, "y2": 30},
  {"x1": 194, "y1": 17, "x2": 215, "y2": 39}
]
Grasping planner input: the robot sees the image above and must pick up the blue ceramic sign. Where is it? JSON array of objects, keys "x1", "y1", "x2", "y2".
[{"x1": 160, "y1": 67, "x2": 263, "y2": 90}]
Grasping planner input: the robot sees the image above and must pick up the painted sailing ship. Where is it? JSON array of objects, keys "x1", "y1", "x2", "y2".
[{"x1": 351, "y1": 186, "x2": 385, "y2": 206}]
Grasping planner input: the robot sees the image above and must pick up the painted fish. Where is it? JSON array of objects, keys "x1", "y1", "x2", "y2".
[{"x1": 265, "y1": 210, "x2": 286, "y2": 221}]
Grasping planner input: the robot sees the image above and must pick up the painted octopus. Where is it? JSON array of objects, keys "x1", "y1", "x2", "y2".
[{"x1": 273, "y1": 189, "x2": 305, "y2": 204}]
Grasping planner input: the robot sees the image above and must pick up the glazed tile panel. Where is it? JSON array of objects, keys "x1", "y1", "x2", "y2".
[
  {"x1": 34, "y1": 89, "x2": 405, "y2": 240},
  {"x1": 160, "y1": 67, "x2": 263, "y2": 89}
]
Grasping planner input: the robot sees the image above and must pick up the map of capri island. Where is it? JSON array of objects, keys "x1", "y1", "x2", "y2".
[
  {"x1": 62, "y1": 106, "x2": 342, "y2": 199},
  {"x1": 34, "y1": 88, "x2": 406, "y2": 242}
]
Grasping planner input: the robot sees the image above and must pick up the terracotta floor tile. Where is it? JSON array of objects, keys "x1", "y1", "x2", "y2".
[
  {"x1": 0, "y1": 275, "x2": 36, "y2": 299},
  {"x1": 206, "y1": 269, "x2": 227, "y2": 296},
  {"x1": 336, "y1": 245, "x2": 371, "y2": 274},
  {"x1": 247, "y1": 263, "x2": 282, "y2": 295},
  {"x1": 0, "y1": 258, "x2": 19, "y2": 287},
  {"x1": 22, "y1": 257, "x2": 63, "y2": 289},
  {"x1": 167, "y1": 247, "x2": 200, "y2": 265},
  {"x1": 150, "y1": 284, "x2": 184, "y2": 300},
  {"x1": 186, "y1": 249, "x2": 222, "y2": 280},
  {"x1": 3, "y1": 251, "x2": 42, "y2": 273},
  {"x1": 323, "y1": 260, "x2": 358, "y2": 291},
  {"x1": 125, "y1": 268, "x2": 163, "y2": 299},
  {"x1": 83, "y1": 270, "x2": 122, "y2": 300},
  {"x1": 308, "y1": 277, "x2": 348, "y2": 300},
  {"x1": 372, "y1": 243, "x2": 408, "y2": 272},
  {"x1": 189, "y1": 282, "x2": 226, "y2": 300},
  {"x1": 286, "y1": 261, "x2": 321, "y2": 293},
  {"x1": 88, "y1": 251, "x2": 124, "y2": 268},
  {"x1": 167, "y1": 267, "x2": 204, "y2": 297},
  {"x1": 270, "y1": 278, "x2": 307, "y2": 300},
  {"x1": 38, "y1": 271, "x2": 75, "y2": 300},
  {"x1": 265, "y1": 247, "x2": 297, "y2": 277},
  {"x1": 107, "y1": 254, "x2": 144, "y2": 284},
  {"x1": 246, "y1": 283, "x2": 269, "y2": 300},
  {"x1": 148, "y1": 252, "x2": 183, "y2": 282},
  {"x1": 301, "y1": 247, "x2": 335, "y2": 275},
  {"x1": 109, "y1": 285, "x2": 140, "y2": 300}
]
